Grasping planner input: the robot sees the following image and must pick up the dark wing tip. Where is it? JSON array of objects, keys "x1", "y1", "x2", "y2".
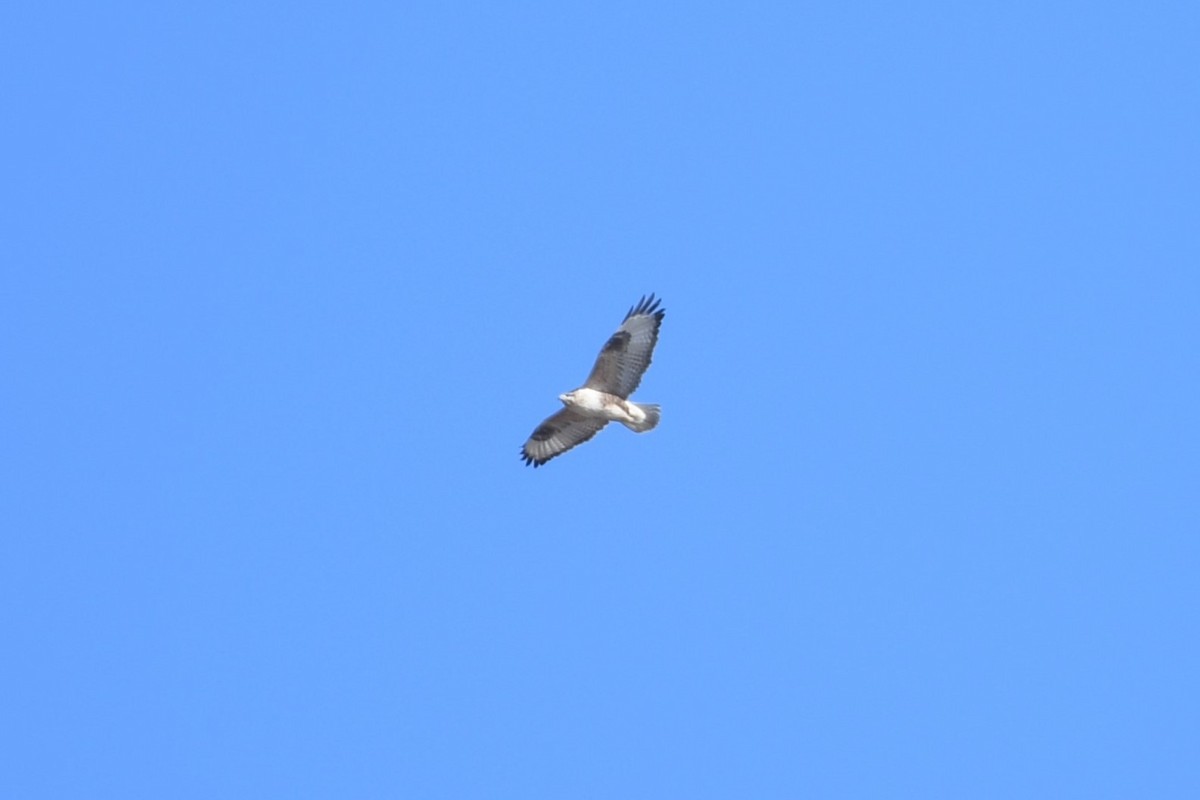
[
  {"x1": 519, "y1": 446, "x2": 547, "y2": 467},
  {"x1": 624, "y1": 293, "x2": 666, "y2": 322}
]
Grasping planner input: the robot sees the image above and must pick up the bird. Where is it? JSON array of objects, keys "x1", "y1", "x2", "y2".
[{"x1": 520, "y1": 294, "x2": 665, "y2": 467}]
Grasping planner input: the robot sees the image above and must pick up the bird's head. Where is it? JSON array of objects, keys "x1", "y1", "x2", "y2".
[{"x1": 558, "y1": 391, "x2": 574, "y2": 405}]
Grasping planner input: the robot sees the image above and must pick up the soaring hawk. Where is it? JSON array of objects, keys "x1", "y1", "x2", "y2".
[{"x1": 520, "y1": 294, "x2": 665, "y2": 467}]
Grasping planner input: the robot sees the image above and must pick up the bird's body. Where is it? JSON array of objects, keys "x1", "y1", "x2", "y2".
[
  {"x1": 560, "y1": 388, "x2": 660, "y2": 431},
  {"x1": 521, "y1": 295, "x2": 665, "y2": 467}
]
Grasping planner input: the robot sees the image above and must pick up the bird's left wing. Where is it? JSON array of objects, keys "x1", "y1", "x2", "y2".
[{"x1": 520, "y1": 408, "x2": 610, "y2": 467}]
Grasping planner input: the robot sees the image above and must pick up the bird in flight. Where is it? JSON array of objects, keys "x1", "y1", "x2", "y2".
[{"x1": 520, "y1": 294, "x2": 666, "y2": 467}]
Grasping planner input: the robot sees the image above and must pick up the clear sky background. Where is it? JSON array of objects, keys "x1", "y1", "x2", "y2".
[{"x1": 4, "y1": 2, "x2": 1198, "y2": 797}]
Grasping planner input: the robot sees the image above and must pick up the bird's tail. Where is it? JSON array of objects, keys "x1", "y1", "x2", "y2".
[{"x1": 623, "y1": 403, "x2": 661, "y2": 433}]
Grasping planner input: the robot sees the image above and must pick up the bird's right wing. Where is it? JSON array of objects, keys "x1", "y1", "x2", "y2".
[{"x1": 583, "y1": 294, "x2": 665, "y2": 398}]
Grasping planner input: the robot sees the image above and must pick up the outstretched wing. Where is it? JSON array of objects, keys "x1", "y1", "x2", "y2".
[
  {"x1": 583, "y1": 294, "x2": 665, "y2": 398},
  {"x1": 521, "y1": 408, "x2": 609, "y2": 467}
]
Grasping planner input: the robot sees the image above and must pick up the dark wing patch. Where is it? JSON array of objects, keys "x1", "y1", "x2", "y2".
[
  {"x1": 600, "y1": 330, "x2": 631, "y2": 353},
  {"x1": 529, "y1": 422, "x2": 558, "y2": 441}
]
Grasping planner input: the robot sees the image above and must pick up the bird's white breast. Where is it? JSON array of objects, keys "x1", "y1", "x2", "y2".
[{"x1": 568, "y1": 387, "x2": 610, "y2": 413}]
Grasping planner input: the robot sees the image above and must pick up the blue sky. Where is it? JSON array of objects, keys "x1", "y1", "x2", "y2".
[{"x1": 4, "y1": 2, "x2": 1198, "y2": 797}]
